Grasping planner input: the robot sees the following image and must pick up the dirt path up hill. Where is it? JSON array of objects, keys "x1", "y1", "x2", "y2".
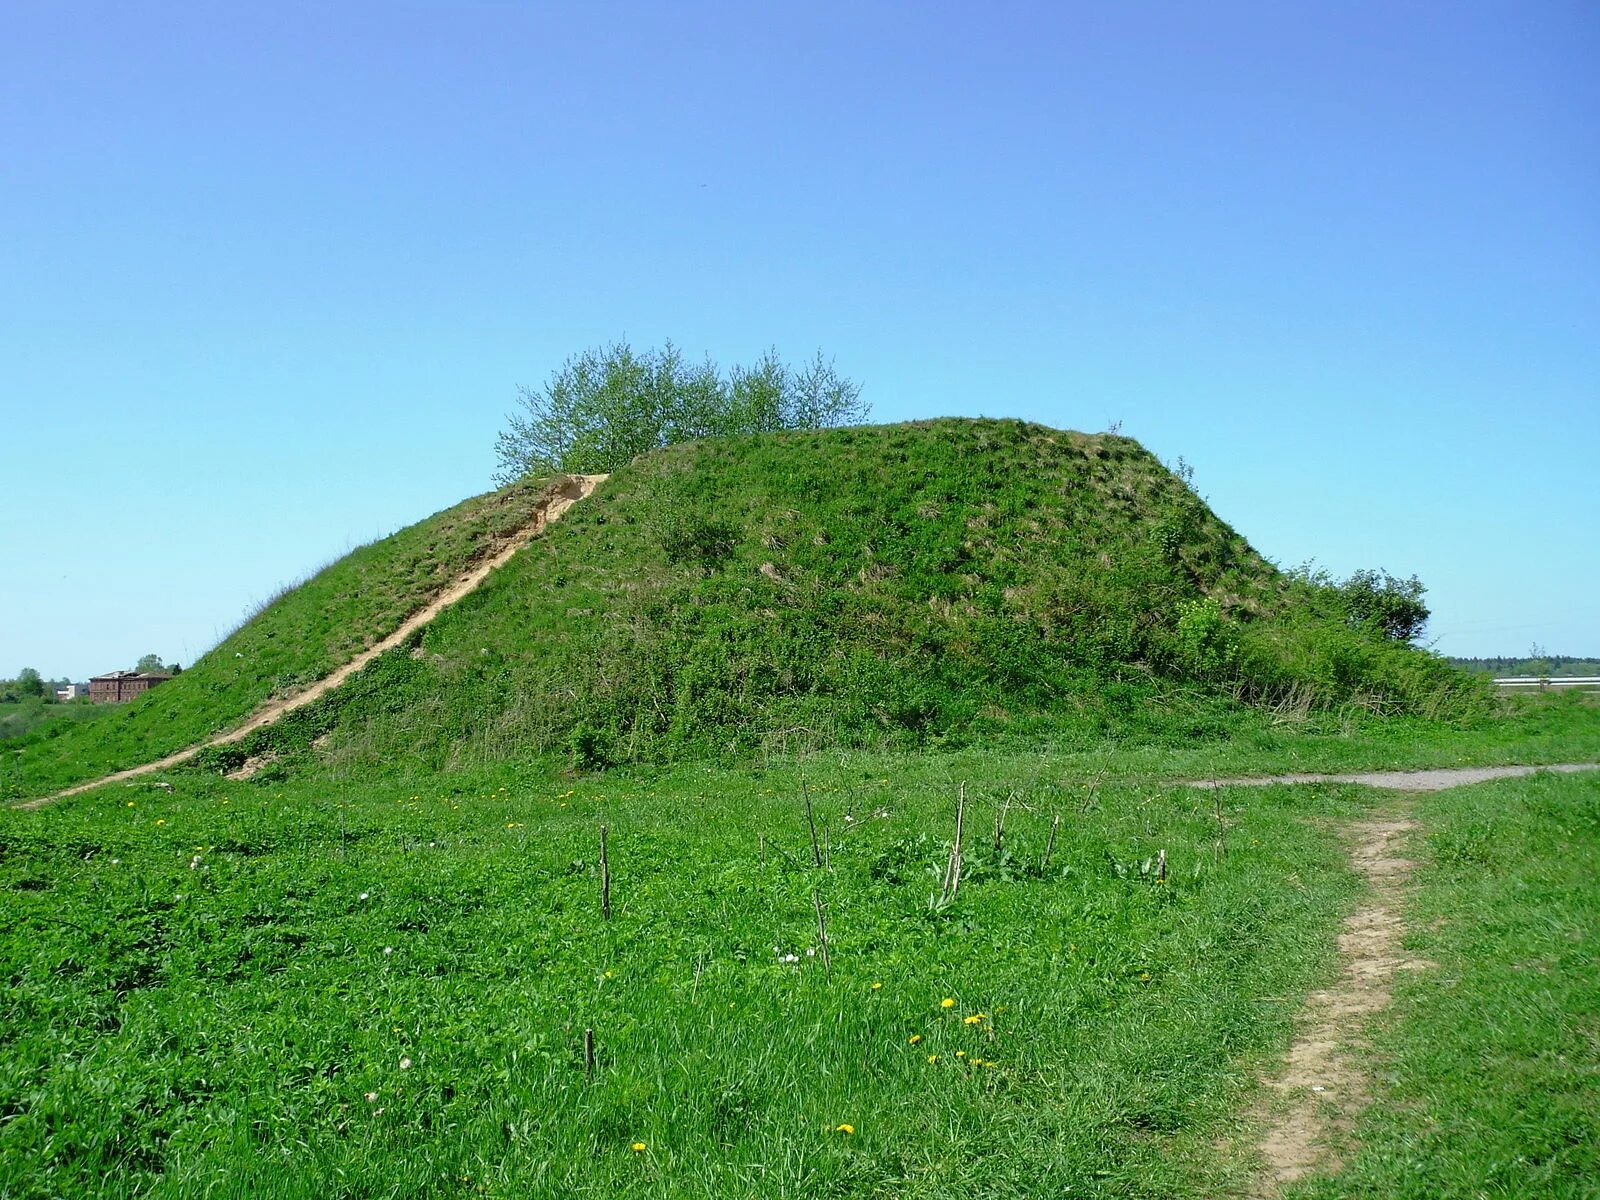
[{"x1": 15, "y1": 473, "x2": 606, "y2": 810}]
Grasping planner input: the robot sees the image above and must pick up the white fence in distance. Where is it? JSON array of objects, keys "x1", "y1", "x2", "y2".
[{"x1": 1493, "y1": 676, "x2": 1600, "y2": 690}]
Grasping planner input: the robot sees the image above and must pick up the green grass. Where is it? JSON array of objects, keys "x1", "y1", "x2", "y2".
[
  {"x1": 0, "y1": 700, "x2": 106, "y2": 747},
  {"x1": 1289, "y1": 768, "x2": 1600, "y2": 1199},
  {"x1": 1, "y1": 478, "x2": 562, "y2": 800},
  {"x1": 2, "y1": 744, "x2": 1385, "y2": 1198}
]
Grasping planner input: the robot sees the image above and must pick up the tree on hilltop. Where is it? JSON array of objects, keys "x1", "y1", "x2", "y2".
[{"x1": 493, "y1": 342, "x2": 866, "y2": 481}]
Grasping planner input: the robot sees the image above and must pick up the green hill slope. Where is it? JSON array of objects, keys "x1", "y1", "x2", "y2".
[
  {"x1": 8, "y1": 419, "x2": 1480, "y2": 798},
  {"x1": 2, "y1": 478, "x2": 564, "y2": 799},
  {"x1": 215, "y1": 419, "x2": 1478, "y2": 778}
]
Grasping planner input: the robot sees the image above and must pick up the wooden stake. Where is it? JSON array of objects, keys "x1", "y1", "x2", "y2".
[
  {"x1": 994, "y1": 792, "x2": 1011, "y2": 854},
  {"x1": 758, "y1": 832, "x2": 766, "y2": 865},
  {"x1": 1156, "y1": 848, "x2": 1167, "y2": 883},
  {"x1": 1079, "y1": 769, "x2": 1106, "y2": 814},
  {"x1": 1041, "y1": 812, "x2": 1060, "y2": 873},
  {"x1": 583, "y1": 1027, "x2": 596, "y2": 1078},
  {"x1": 802, "y1": 776, "x2": 822, "y2": 868},
  {"x1": 1213, "y1": 792, "x2": 1227, "y2": 859},
  {"x1": 599, "y1": 823, "x2": 612, "y2": 921},
  {"x1": 812, "y1": 892, "x2": 831, "y2": 979},
  {"x1": 940, "y1": 783, "x2": 967, "y2": 904}
]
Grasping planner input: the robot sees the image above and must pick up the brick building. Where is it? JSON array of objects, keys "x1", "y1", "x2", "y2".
[{"x1": 89, "y1": 671, "x2": 172, "y2": 704}]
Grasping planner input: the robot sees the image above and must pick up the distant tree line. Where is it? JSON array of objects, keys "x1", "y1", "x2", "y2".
[{"x1": 1447, "y1": 655, "x2": 1600, "y2": 678}]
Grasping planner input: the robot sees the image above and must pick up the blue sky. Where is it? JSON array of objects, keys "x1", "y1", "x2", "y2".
[{"x1": 4, "y1": 1, "x2": 1596, "y2": 679}]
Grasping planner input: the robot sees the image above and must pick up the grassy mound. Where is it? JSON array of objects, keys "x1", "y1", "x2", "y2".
[
  {"x1": 8, "y1": 419, "x2": 1482, "y2": 798},
  {"x1": 224, "y1": 419, "x2": 1476, "y2": 779}
]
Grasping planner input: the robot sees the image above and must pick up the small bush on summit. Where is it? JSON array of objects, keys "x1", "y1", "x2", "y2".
[{"x1": 493, "y1": 341, "x2": 867, "y2": 479}]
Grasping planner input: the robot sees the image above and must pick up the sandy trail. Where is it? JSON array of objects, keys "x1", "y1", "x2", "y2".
[
  {"x1": 15, "y1": 473, "x2": 606, "y2": 810},
  {"x1": 1245, "y1": 811, "x2": 1431, "y2": 1194}
]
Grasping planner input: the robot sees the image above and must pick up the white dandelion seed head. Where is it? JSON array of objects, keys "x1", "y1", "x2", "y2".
[
  {"x1": 359, "y1": 892, "x2": 369, "y2": 901},
  {"x1": 383, "y1": 946, "x2": 393, "y2": 955},
  {"x1": 398, "y1": 1057, "x2": 411, "y2": 1070}
]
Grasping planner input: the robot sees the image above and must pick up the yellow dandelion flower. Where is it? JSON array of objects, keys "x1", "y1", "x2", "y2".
[
  {"x1": 940, "y1": 998, "x2": 955, "y2": 1009},
  {"x1": 908, "y1": 1034, "x2": 922, "y2": 1044},
  {"x1": 1139, "y1": 972, "x2": 1151, "y2": 981},
  {"x1": 630, "y1": 1142, "x2": 646, "y2": 1152},
  {"x1": 870, "y1": 982, "x2": 883, "y2": 991},
  {"x1": 955, "y1": 1050, "x2": 966, "y2": 1058},
  {"x1": 155, "y1": 818, "x2": 166, "y2": 826},
  {"x1": 927, "y1": 1054, "x2": 940, "y2": 1063},
  {"x1": 835, "y1": 1124, "x2": 854, "y2": 1134},
  {"x1": 963, "y1": 1013, "x2": 986, "y2": 1025}
]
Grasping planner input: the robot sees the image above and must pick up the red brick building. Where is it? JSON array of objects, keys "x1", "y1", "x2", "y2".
[{"x1": 89, "y1": 671, "x2": 172, "y2": 704}]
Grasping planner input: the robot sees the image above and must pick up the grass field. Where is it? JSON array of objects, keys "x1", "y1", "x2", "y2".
[
  {"x1": 0, "y1": 746, "x2": 1369, "y2": 1197},
  {"x1": 4, "y1": 702, "x2": 1598, "y2": 1197}
]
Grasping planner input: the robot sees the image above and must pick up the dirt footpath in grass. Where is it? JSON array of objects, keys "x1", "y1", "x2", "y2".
[
  {"x1": 1245, "y1": 810, "x2": 1433, "y2": 1195},
  {"x1": 14, "y1": 474, "x2": 606, "y2": 810},
  {"x1": 1189, "y1": 761, "x2": 1599, "y2": 793}
]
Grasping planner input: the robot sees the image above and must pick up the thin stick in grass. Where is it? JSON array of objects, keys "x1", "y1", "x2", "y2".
[
  {"x1": 1041, "y1": 811, "x2": 1060, "y2": 873},
  {"x1": 802, "y1": 775, "x2": 822, "y2": 868},
  {"x1": 599, "y1": 823, "x2": 612, "y2": 921},
  {"x1": 812, "y1": 892, "x2": 831, "y2": 979},
  {"x1": 584, "y1": 1027, "x2": 596, "y2": 1078},
  {"x1": 940, "y1": 783, "x2": 967, "y2": 904},
  {"x1": 993, "y1": 791, "x2": 1012, "y2": 854}
]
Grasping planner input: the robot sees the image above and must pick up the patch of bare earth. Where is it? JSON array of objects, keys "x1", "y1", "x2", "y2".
[
  {"x1": 15, "y1": 474, "x2": 606, "y2": 810},
  {"x1": 1245, "y1": 811, "x2": 1434, "y2": 1196}
]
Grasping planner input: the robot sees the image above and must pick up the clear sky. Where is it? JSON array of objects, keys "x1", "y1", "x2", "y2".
[{"x1": 4, "y1": 1, "x2": 1596, "y2": 680}]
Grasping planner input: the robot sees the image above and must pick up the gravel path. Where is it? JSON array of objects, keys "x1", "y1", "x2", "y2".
[{"x1": 1185, "y1": 762, "x2": 1599, "y2": 793}]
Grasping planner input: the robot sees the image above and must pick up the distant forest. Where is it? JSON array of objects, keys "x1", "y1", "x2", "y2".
[{"x1": 1448, "y1": 656, "x2": 1600, "y2": 677}]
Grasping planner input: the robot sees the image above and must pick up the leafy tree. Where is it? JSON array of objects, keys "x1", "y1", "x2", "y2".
[
  {"x1": 1337, "y1": 569, "x2": 1429, "y2": 642},
  {"x1": 134, "y1": 654, "x2": 167, "y2": 674},
  {"x1": 1286, "y1": 566, "x2": 1431, "y2": 644},
  {"x1": 16, "y1": 668, "x2": 45, "y2": 699},
  {"x1": 493, "y1": 342, "x2": 866, "y2": 481}
]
